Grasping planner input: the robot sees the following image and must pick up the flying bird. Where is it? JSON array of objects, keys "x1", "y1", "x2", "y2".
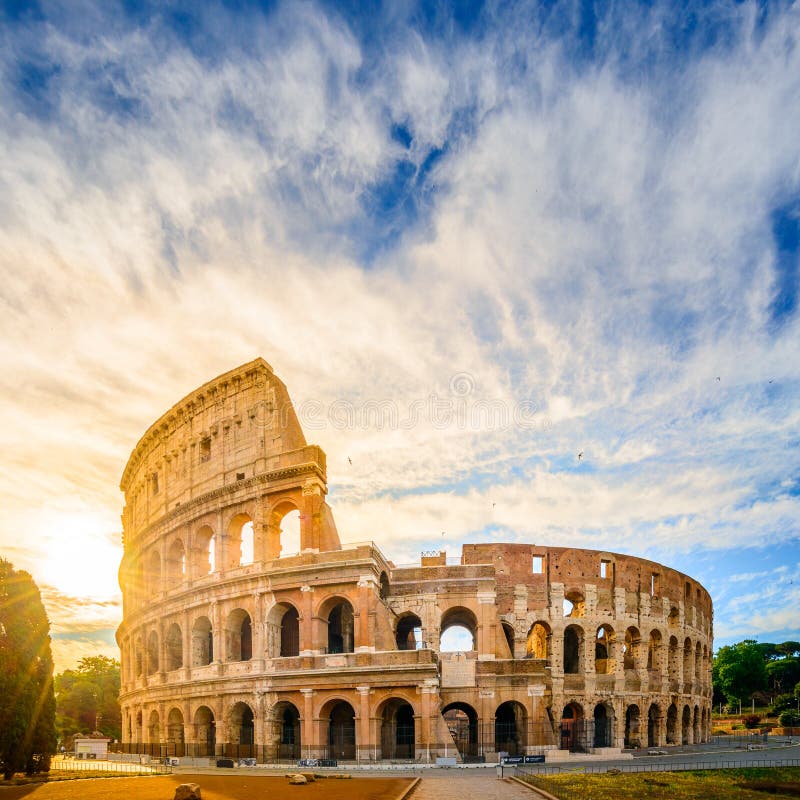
[
  {"x1": 577, "y1": 452, "x2": 583, "y2": 461},
  {"x1": 716, "y1": 377, "x2": 720, "y2": 381},
  {"x1": 348, "y1": 457, "x2": 352, "y2": 465}
]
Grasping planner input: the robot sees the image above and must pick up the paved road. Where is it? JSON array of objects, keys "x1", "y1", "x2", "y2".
[{"x1": 410, "y1": 772, "x2": 537, "y2": 799}]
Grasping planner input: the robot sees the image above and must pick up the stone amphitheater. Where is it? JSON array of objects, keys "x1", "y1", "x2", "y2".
[{"x1": 116, "y1": 358, "x2": 713, "y2": 763}]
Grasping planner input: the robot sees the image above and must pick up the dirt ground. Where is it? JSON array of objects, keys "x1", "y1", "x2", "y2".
[{"x1": 0, "y1": 774, "x2": 413, "y2": 800}]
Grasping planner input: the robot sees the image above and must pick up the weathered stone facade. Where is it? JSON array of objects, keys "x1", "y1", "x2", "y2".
[{"x1": 117, "y1": 358, "x2": 713, "y2": 762}]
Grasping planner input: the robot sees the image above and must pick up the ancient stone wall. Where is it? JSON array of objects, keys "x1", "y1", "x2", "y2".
[{"x1": 117, "y1": 361, "x2": 713, "y2": 762}]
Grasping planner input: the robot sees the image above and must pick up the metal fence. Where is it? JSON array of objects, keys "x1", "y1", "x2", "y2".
[{"x1": 50, "y1": 756, "x2": 173, "y2": 776}]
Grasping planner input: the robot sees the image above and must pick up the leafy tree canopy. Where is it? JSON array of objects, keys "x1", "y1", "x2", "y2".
[
  {"x1": 713, "y1": 639, "x2": 768, "y2": 706},
  {"x1": 55, "y1": 655, "x2": 121, "y2": 742},
  {"x1": 0, "y1": 559, "x2": 57, "y2": 779}
]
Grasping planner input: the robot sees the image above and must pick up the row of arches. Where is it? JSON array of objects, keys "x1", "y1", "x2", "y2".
[{"x1": 131, "y1": 510, "x2": 302, "y2": 601}]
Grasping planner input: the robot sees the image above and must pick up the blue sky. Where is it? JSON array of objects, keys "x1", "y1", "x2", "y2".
[{"x1": 0, "y1": 0, "x2": 799, "y2": 670}]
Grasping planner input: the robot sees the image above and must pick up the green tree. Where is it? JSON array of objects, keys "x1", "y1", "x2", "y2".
[
  {"x1": 0, "y1": 559, "x2": 57, "y2": 779},
  {"x1": 55, "y1": 655, "x2": 121, "y2": 742},
  {"x1": 766, "y1": 658, "x2": 800, "y2": 696},
  {"x1": 712, "y1": 640, "x2": 768, "y2": 707}
]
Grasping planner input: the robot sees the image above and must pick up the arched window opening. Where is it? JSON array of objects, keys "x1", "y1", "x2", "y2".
[
  {"x1": 226, "y1": 513, "x2": 253, "y2": 570},
  {"x1": 440, "y1": 607, "x2": 477, "y2": 652},
  {"x1": 279, "y1": 509, "x2": 301, "y2": 558},
  {"x1": 274, "y1": 703, "x2": 301, "y2": 760},
  {"x1": 240, "y1": 521, "x2": 254, "y2": 566},
  {"x1": 167, "y1": 708, "x2": 185, "y2": 756},
  {"x1": 327, "y1": 701, "x2": 356, "y2": 760},
  {"x1": 280, "y1": 607, "x2": 300, "y2": 657},
  {"x1": 526, "y1": 622, "x2": 550, "y2": 660},
  {"x1": 668, "y1": 607, "x2": 679, "y2": 627},
  {"x1": 647, "y1": 704, "x2": 661, "y2": 747},
  {"x1": 194, "y1": 706, "x2": 215, "y2": 757},
  {"x1": 501, "y1": 622, "x2": 515, "y2": 657},
  {"x1": 226, "y1": 609, "x2": 252, "y2": 662},
  {"x1": 442, "y1": 703, "x2": 479, "y2": 761},
  {"x1": 560, "y1": 703, "x2": 584, "y2": 752},
  {"x1": 135, "y1": 638, "x2": 144, "y2": 677},
  {"x1": 495, "y1": 701, "x2": 527, "y2": 756},
  {"x1": 564, "y1": 626, "x2": 582, "y2": 674},
  {"x1": 667, "y1": 636, "x2": 680, "y2": 690},
  {"x1": 191, "y1": 616, "x2": 213, "y2": 666},
  {"x1": 563, "y1": 590, "x2": 585, "y2": 618},
  {"x1": 166, "y1": 623, "x2": 183, "y2": 671},
  {"x1": 147, "y1": 630, "x2": 159, "y2": 675},
  {"x1": 230, "y1": 702, "x2": 255, "y2": 756},
  {"x1": 595, "y1": 626, "x2": 615, "y2": 674},
  {"x1": 681, "y1": 705, "x2": 691, "y2": 744},
  {"x1": 380, "y1": 699, "x2": 415, "y2": 760},
  {"x1": 148, "y1": 710, "x2": 160, "y2": 743},
  {"x1": 683, "y1": 638, "x2": 693, "y2": 685},
  {"x1": 167, "y1": 539, "x2": 186, "y2": 584},
  {"x1": 593, "y1": 704, "x2": 613, "y2": 748},
  {"x1": 624, "y1": 705, "x2": 641, "y2": 748},
  {"x1": 694, "y1": 641, "x2": 702, "y2": 680},
  {"x1": 396, "y1": 614, "x2": 423, "y2": 650},
  {"x1": 192, "y1": 526, "x2": 215, "y2": 577},
  {"x1": 647, "y1": 630, "x2": 662, "y2": 671},
  {"x1": 666, "y1": 704, "x2": 679, "y2": 745},
  {"x1": 624, "y1": 627, "x2": 641, "y2": 671},
  {"x1": 327, "y1": 601, "x2": 355, "y2": 654},
  {"x1": 135, "y1": 711, "x2": 143, "y2": 744}
]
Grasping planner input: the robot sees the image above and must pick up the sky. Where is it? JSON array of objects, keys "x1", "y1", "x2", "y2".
[{"x1": 1, "y1": 0, "x2": 799, "y2": 672}]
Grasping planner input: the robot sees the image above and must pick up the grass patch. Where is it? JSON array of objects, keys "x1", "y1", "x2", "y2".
[{"x1": 519, "y1": 767, "x2": 800, "y2": 799}]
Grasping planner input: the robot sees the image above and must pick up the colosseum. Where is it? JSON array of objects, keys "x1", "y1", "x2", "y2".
[{"x1": 117, "y1": 358, "x2": 713, "y2": 763}]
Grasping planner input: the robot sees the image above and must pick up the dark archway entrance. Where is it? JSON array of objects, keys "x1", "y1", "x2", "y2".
[
  {"x1": 327, "y1": 701, "x2": 356, "y2": 760},
  {"x1": 495, "y1": 701, "x2": 527, "y2": 756},
  {"x1": 442, "y1": 703, "x2": 479, "y2": 761},
  {"x1": 380, "y1": 700, "x2": 415, "y2": 759}
]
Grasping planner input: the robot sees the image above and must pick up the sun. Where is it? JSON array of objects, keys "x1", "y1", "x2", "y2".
[{"x1": 34, "y1": 510, "x2": 122, "y2": 600}]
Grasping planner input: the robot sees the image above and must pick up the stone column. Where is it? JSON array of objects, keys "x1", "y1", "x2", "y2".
[
  {"x1": 477, "y1": 591, "x2": 496, "y2": 660},
  {"x1": 356, "y1": 686, "x2": 371, "y2": 762},
  {"x1": 356, "y1": 577, "x2": 376, "y2": 652},
  {"x1": 183, "y1": 610, "x2": 192, "y2": 679},
  {"x1": 527, "y1": 685, "x2": 547, "y2": 749},
  {"x1": 300, "y1": 689, "x2": 315, "y2": 759},
  {"x1": 252, "y1": 591, "x2": 265, "y2": 669},
  {"x1": 299, "y1": 585, "x2": 315, "y2": 655}
]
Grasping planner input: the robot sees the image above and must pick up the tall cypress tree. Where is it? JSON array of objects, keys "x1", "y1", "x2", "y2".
[{"x1": 0, "y1": 559, "x2": 57, "y2": 779}]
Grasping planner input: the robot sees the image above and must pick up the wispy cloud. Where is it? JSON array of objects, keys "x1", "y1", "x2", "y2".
[{"x1": 0, "y1": 0, "x2": 799, "y2": 664}]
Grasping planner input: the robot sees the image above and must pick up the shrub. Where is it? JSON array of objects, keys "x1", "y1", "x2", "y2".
[
  {"x1": 743, "y1": 714, "x2": 761, "y2": 729},
  {"x1": 772, "y1": 694, "x2": 796, "y2": 714},
  {"x1": 779, "y1": 710, "x2": 800, "y2": 727}
]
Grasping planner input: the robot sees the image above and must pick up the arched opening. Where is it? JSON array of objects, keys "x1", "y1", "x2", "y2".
[
  {"x1": 326, "y1": 701, "x2": 356, "y2": 760},
  {"x1": 625, "y1": 705, "x2": 641, "y2": 748},
  {"x1": 647, "y1": 703, "x2": 660, "y2": 747},
  {"x1": 693, "y1": 705, "x2": 700, "y2": 744},
  {"x1": 167, "y1": 708, "x2": 185, "y2": 756},
  {"x1": 380, "y1": 698, "x2": 415, "y2": 760},
  {"x1": 279, "y1": 509, "x2": 301, "y2": 558},
  {"x1": 146, "y1": 550, "x2": 161, "y2": 596},
  {"x1": 379, "y1": 572, "x2": 390, "y2": 601},
  {"x1": 191, "y1": 616, "x2": 213, "y2": 666},
  {"x1": 440, "y1": 607, "x2": 477, "y2": 652},
  {"x1": 695, "y1": 641, "x2": 702, "y2": 681},
  {"x1": 192, "y1": 526, "x2": 215, "y2": 577},
  {"x1": 194, "y1": 706, "x2": 216, "y2": 757},
  {"x1": 396, "y1": 614, "x2": 423, "y2": 651},
  {"x1": 683, "y1": 638, "x2": 693, "y2": 688},
  {"x1": 166, "y1": 539, "x2": 186, "y2": 584},
  {"x1": 593, "y1": 703, "x2": 613, "y2": 748},
  {"x1": 275, "y1": 702, "x2": 301, "y2": 760},
  {"x1": 668, "y1": 606, "x2": 679, "y2": 627},
  {"x1": 229, "y1": 702, "x2": 255, "y2": 757},
  {"x1": 560, "y1": 703, "x2": 585, "y2": 752},
  {"x1": 135, "y1": 710, "x2": 143, "y2": 744},
  {"x1": 595, "y1": 625, "x2": 615, "y2": 674},
  {"x1": 326, "y1": 600, "x2": 354, "y2": 654},
  {"x1": 165, "y1": 623, "x2": 183, "y2": 671},
  {"x1": 526, "y1": 622, "x2": 550, "y2": 660},
  {"x1": 647, "y1": 629, "x2": 662, "y2": 671},
  {"x1": 280, "y1": 606, "x2": 300, "y2": 657},
  {"x1": 135, "y1": 636, "x2": 144, "y2": 676},
  {"x1": 681, "y1": 704, "x2": 691, "y2": 744},
  {"x1": 442, "y1": 703, "x2": 479, "y2": 761},
  {"x1": 501, "y1": 622, "x2": 515, "y2": 657},
  {"x1": 226, "y1": 609, "x2": 253, "y2": 661},
  {"x1": 227, "y1": 513, "x2": 253, "y2": 569},
  {"x1": 148, "y1": 710, "x2": 160, "y2": 744},
  {"x1": 147, "y1": 630, "x2": 159, "y2": 675},
  {"x1": 563, "y1": 625, "x2": 583, "y2": 674},
  {"x1": 624, "y1": 627, "x2": 641, "y2": 671},
  {"x1": 666, "y1": 703, "x2": 679, "y2": 745},
  {"x1": 668, "y1": 636, "x2": 680, "y2": 690},
  {"x1": 563, "y1": 590, "x2": 585, "y2": 617},
  {"x1": 495, "y1": 701, "x2": 527, "y2": 756}
]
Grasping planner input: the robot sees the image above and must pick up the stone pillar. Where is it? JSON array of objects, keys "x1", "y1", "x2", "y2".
[
  {"x1": 527, "y1": 685, "x2": 547, "y2": 749},
  {"x1": 356, "y1": 686, "x2": 371, "y2": 762},
  {"x1": 183, "y1": 610, "x2": 192, "y2": 679},
  {"x1": 419, "y1": 683, "x2": 436, "y2": 762},
  {"x1": 356, "y1": 577, "x2": 376, "y2": 652},
  {"x1": 299, "y1": 585, "x2": 315, "y2": 655},
  {"x1": 252, "y1": 591, "x2": 265, "y2": 669},
  {"x1": 211, "y1": 600, "x2": 222, "y2": 662},
  {"x1": 300, "y1": 689, "x2": 314, "y2": 759},
  {"x1": 477, "y1": 591, "x2": 496, "y2": 660}
]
